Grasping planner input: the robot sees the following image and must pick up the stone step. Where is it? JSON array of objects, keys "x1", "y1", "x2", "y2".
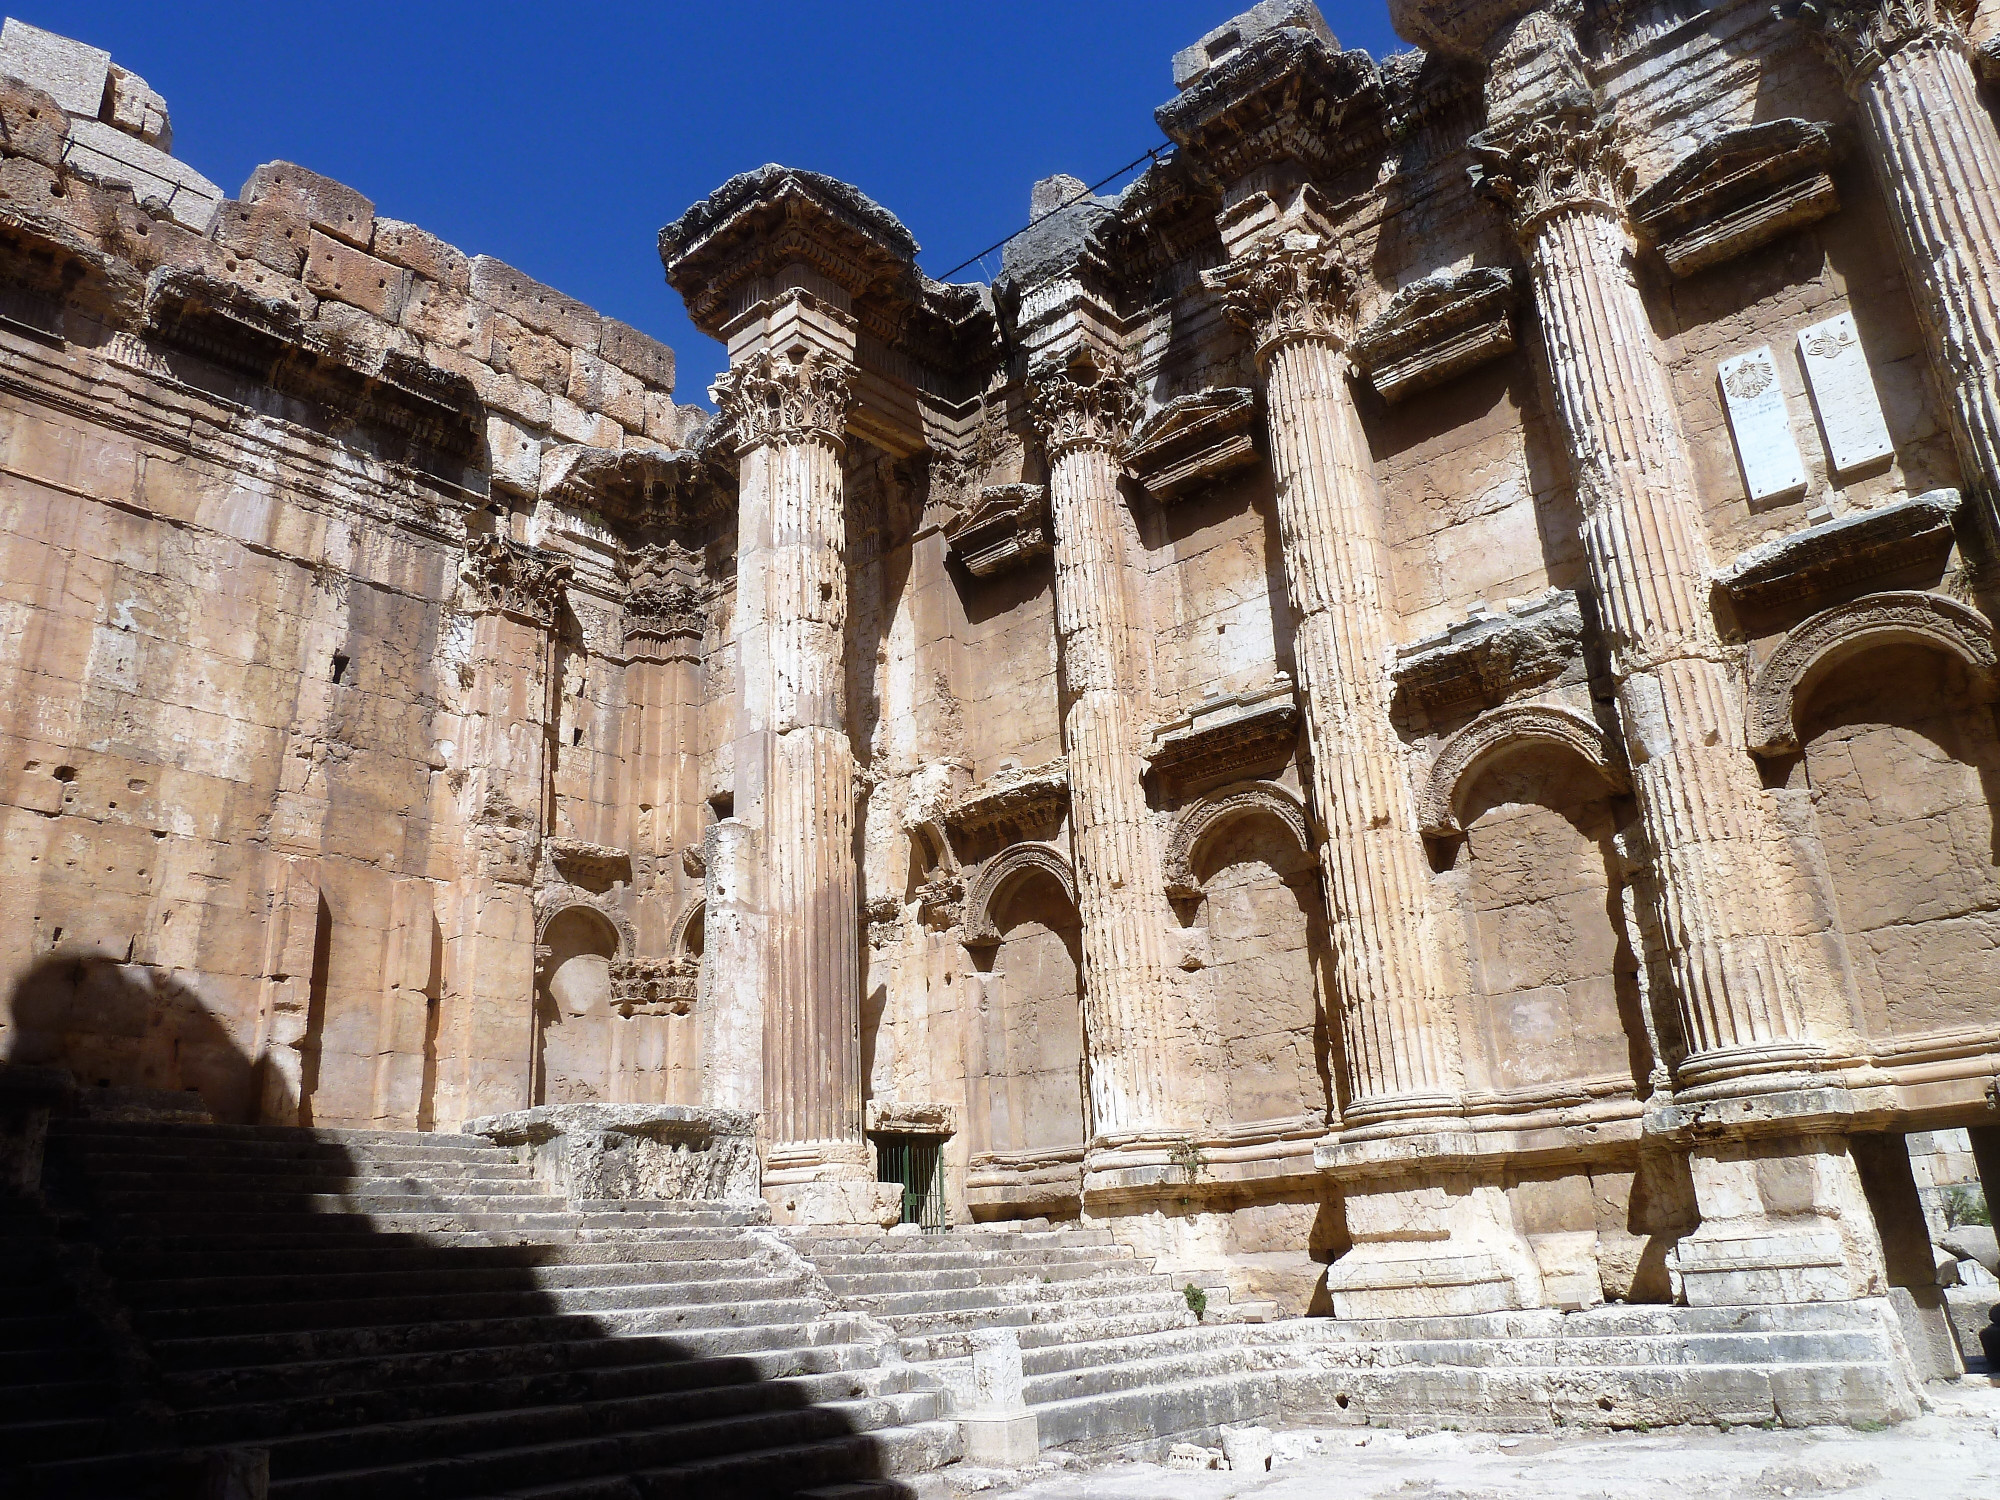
[
  {"x1": 152, "y1": 1298, "x2": 842, "y2": 1371},
  {"x1": 60, "y1": 1152, "x2": 537, "y2": 1179},
  {"x1": 895, "y1": 1303, "x2": 1193, "y2": 1363},
  {"x1": 79, "y1": 1169, "x2": 544, "y2": 1198},
  {"x1": 106, "y1": 1233, "x2": 767, "y2": 1281},
  {"x1": 881, "y1": 1286, "x2": 1191, "y2": 1340},
  {"x1": 809, "y1": 1244, "x2": 1140, "y2": 1275},
  {"x1": 0, "y1": 1412, "x2": 115, "y2": 1466},
  {"x1": 122, "y1": 1254, "x2": 774, "y2": 1308},
  {"x1": 1033, "y1": 1368, "x2": 1283, "y2": 1454},
  {"x1": 1023, "y1": 1343, "x2": 1259, "y2": 1407},
  {"x1": 96, "y1": 1190, "x2": 576, "y2": 1215},
  {"x1": 0, "y1": 1346, "x2": 104, "y2": 1387},
  {"x1": 53, "y1": 1122, "x2": 498, "y2": 1150},
  {"x1": 794, "y1": 1228, "x2": 1116, "y2": 1255},
  {"x1": 821, "y1": 1260, "x2": 1158, "y2": 1295},
  {"x1": 839, "y1": 1275, "x2": 1174, "y2": 1321},
  {"x1": 1017, "y1": 1321, "x2": 1265, "y2": 1380},
  {"x1": 0, "y1": 1374, "x2": 116, "y2": 1420},
  {"x1": 0, "y1": 1312, "x2": 80, "y2": 1351}
]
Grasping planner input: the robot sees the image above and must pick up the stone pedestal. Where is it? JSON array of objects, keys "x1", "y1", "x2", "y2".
[
  {"x1": 465, "y1": 1102, "x2": 763, "y2": 1205},
  {"x1": 959, "y1": 1328, "x2": 1040, "y2": 1466},
  {"x1": 761, "y1": 1140, "x2": 901, "y2": 1228}
]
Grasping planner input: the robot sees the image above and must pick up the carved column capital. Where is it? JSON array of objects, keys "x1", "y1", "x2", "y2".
[
  {"x1": 1789, "y1": 0, "x2": 1976, "y2": 89},
  {"x1": 1203, "y1": 230, "x2": 1359, "y2": 364},
  {"x1": 461, "y1": 533, "x2": 573, "y2": 627},
  {"x1": 624, "y1": 540, "x2": 707, "y2": 644},
  {"x1": 711, "y1": 342, "x2": 856, "y2": 451},
  {"x1": 1025, "y1": 352, "x2": 1142, "y2": 461},
  {"x1": 1470, "y1": 98, "x2": 1634, "y2": 239}
]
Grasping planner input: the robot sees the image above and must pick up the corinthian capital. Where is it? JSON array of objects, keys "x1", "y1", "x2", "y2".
[
  {"x1": 624, "y1": 540, "x2": 707, "y2": 643},
  {"x1": 1789, "y1": 0, "x2": 1975, "y2": 86},
  {"x1": 1204, "y1": 228, "x2": 1359, "y2": 365},
  {"x1": 1025, "y1": 351, "x2": 1142, "y2": 461},
  {"x1": 1470, "y1": 97, "x2": 1633, "y2": 239},
  {"x1": 711, "y1": 343, "x2": 856, "y2": 451},
  {"x1": 462, "y1": 533, "x2": 573, "y2": 628}
]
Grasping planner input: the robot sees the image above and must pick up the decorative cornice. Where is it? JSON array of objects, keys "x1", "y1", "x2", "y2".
[
  {"x1": 1123, "y1": 387, "x2": 1261, "y2": 502},
  {"x1": 943, "y1": 484, "x2": 1052, "y2": 578},
  {"x1": 1469, "y1": 96, "x2": 1633, "y2": 239},
  {"x1": 610, "y1": 956, "x2": 698, "y2": 1017},
  {"x1": 711, "y1": 343, "x2": 856, "y2": 452},
  {"x1": 1712, "y1": 489, "x2": 1959, "y2": 623},
  {"x1": 624, "y1": 540, "x2": 708, "y2": 643},
  {"x1": 1203, "y1": 226, "x2": 1359, "y2": 363},
  {"x1": 462, "y1": 533, "x2": 572, "y2": 627},
  {"x1": 943, "y1": 758, "x2": 1070, "y2": 848},
  {"x1": 1146, "y1": 676, "x2": 1300, "y2": 795},
  {"x1": 1789, "y1": 0, "x2": 1976, "y2": 90},
  {"x1": 542, "y1": 444, "x2": 724, "y2": 532},
  {"x1": 1025, "y1": 352, "x2": 1142, "y2": 461},
  {"x1": 1392, "y1": 590, "x2": 1587, "y2": 717},
  {"x1": 1349, "y1": 266, "x2": 1519, "y2": 403},
  {"x1": 1628, "y1": 118, "x2": 1843, "y2": 278}
]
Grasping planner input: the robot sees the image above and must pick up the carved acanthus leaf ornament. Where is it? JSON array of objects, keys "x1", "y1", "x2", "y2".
[
  {"x1": 461, "y1": 533, "x2": 573, "y2": 627},
  {"x1": 1791, "y1": 0, "x2": 1976, "y2": 86},
  {"x1": 711, "y1": 343, "x2": 856, "y2": 451},
  {"x1": 1204, "y1": 230, "x2": 1359, "y2": 363},
  {"x1": 1470, "y1": 100, "x2": 1634, "y2": 239},
  {"x1": 624, "y1": 540, "x2": 707, "y2": 642},
  {"x1": 1025, "y1": 354, "x2": 1142, "y2": 461}
]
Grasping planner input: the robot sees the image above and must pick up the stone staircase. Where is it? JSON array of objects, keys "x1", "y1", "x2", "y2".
[
  {"x1": 6, "y1": 1119, "x2": 960, "y2": 1499},
  {"x1": 799, "y1": 1224, "x2": 1283, "y2": 1457}
]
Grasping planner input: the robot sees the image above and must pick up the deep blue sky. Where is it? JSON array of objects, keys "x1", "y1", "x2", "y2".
[{"x1": 37, "y1": 3, "x2": 1401, "y2": 402}]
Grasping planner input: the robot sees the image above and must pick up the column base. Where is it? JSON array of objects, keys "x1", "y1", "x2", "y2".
[
  {"x1": 1320, "y1": 1153, "x2": 1544, "y2": 1320},
  {"x1": 762, "y1": 1140, "x2": 901, "y2": 1229},
  {"x1": 1675, "y1": 1132, "x2": 1887, "y2": 1307}
]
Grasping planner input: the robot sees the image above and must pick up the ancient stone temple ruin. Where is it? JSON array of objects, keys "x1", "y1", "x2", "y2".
[{"x1": 6, "y1": 1, "x2": 2000, "y2": 1492}]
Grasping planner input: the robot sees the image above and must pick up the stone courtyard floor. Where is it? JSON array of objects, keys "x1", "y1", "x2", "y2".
[{"x1": 954, "y1": 1379, "x2": 2000, "y2": 1499}]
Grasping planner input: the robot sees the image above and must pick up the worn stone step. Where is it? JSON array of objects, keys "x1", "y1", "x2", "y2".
[
  {"x1": 794, "y1": 1228, "x2": 1116, "y2": 1256},
  {"x1": 896, "y1": 1304, "x2": 1192, "y2": 1363},
  {"x1": 820, "y1": 1260, "x2": 1156, "y2": 1296},
  {"x1": 1023, "y1": 1344, "x2": 1258, "y2": 1407},
  {"x1": 80, "y1": 1170, "x2": 544, "y2": 1199},
  {"x1": 1017, "y1": 1321, "x2": 1259, "y2": 1380},
  {"x1": 53, "y1": 1121, "x2": 497, "y2": 1150},
  {"x1": 257, "y1": 1390, "x2": 945, "y2": 1500},
  {"x1": 152, "y1": 1300, "x2": 846, "y2": 1371},
  {"x1": 1033, "y1": 1369, "x2": 1283, "y2": 1453},
  {"x1": 107, "y1": 1233, "x2": 766, "y2": 1282},
  {"x1": 98, "y1": 1189, "x2": 575, "y2": 1214},
  {"x1": 837, "y1": 1274, "x2": 1172, "y2": 1320},
  {"x1": 883, "y1": 1286, "x2": 1192, "y2": 1340},
  {"x1": 123, "y1": 1255, "x2": 774, "y2": 1309}
]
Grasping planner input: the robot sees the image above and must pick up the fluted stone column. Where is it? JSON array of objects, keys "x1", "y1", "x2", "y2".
[
  {"x1": 715, "y1": 339, "x2": 886, "y2": 1225},
  {"x1": 1206, "y1": 228, "x2": 1458, "y2": 1124},
  {"x1": 1207, "y1": 207, "x2": 1543, "y2": 1317},
  {"x1": 1796, "y1": 0, "x2": 2000, "y2": 538},
  {"x1": 1024, "y1": 353, "x2": 1191, "y2": 1150},
  {"x1": 1473, "y1": 89, "x2": 1884, "y2": 1303}
]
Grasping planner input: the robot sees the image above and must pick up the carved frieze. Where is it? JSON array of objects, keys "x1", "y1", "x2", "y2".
[
  {"x1": 1349, "y1": 267, "x2": 1518, "y2": 403},
  {"x1": 1147, "y1": 676, "x2": 1300, "y2": 794},
  {"x1": 1123, "y1": 388, "x2": 1260, "y2": 502},
  {"x1": 943, "y1": 758, "x2": 1069, "y2": 848},
  {"x1": 711, "y1": 342, "x2": 856, "y2": 451},
  {"x1": 1392, "y1": 590, "x2": 1587, "y2": 717},
  {"x1": 1203, "y1": 221, "x2": 1358, "y2": 362},
  {"x1": 1025, "y1": 352, "x2": 1141, "y2": 459},
  {"x1": 461, "y1": 533, "x2": 573, "y2": 628},
  {"x1": 542, "y1": 443, "x2": 722, "y2": 531},
  {"x1": 609, "y1": 956, "x2": 698, "y2": 1017},
  {"x1": 1469, "y1": 97, "x2": 1633, "y2": 237},
  {"x1": 1713, "y1": 489, "x2": 1960, "y2": 622},
  {"x1": 1630, "y1": 120, "x2": 1843, "y2": 278},
  {"x1": 1791, "y1": 0, "x2": 1976, "y2": 85},
  {"x1": 943, "y1": 484, "x2": 1051, "y2": 578}
]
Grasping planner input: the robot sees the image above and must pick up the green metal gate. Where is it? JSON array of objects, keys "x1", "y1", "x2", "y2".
[{"x1": 874, "y1": 1134, "x2": 946, "y2": 1232}]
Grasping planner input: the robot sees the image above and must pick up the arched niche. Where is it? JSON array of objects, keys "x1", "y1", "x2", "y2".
[
  {"x1": 1747, "y1": 591, "x2": 1998, "y2": 756},
  {"x1": 1420, "y1": 704, "x2": 1626, "y2": 838},
  {"x1": 535, "y1": 904, "x2": 621, "y2": 1105},
  {"x1": 1175, "y1": 788, "x2": 1332, "y2": 1130},
  {"x1": 1792, "y1": 631, "x2": 2000, "y2": 1042},
  {"x1": 1451, "y1": 734, "x2": 1649, "y2": 1099},
  {"x1": 962, "y1": 844, "x2": 1086, "y2": 1172}
]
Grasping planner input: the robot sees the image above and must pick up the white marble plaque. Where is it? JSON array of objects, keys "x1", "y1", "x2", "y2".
[
  {"x1": 1797, "y1": 312, "x2": 1894, "y2": 474},
  {"x1": 1719, "y1": 346, "x2": 1808, "y2": 504}
]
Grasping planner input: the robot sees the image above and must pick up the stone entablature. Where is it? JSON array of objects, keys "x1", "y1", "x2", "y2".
[
  {"x1": 1123, "y1": 387, "x2": 1260, "y2": 502},
  {"x1": 1145, "y1": 676, "x2": 1300, "y2": 794},
  {"x1": 1712, "y1": 488, "x2": 1960, "y2": 621},
  {"x1": 1392, "y1": 590, "x2": 1588, "y2": 717},
  {"x1": 943, "y1": 484, "x2": 1051, "y2": 577},
  {"x1": 1349, "y1": 267, "x2": 1519, "y2": 403},
  {"x1": 943, "y1": 760, "x2": 1069, "y2": 848},
  {"x1": 1629, "y1": 119, "x2": 1844, "y2": 278}
]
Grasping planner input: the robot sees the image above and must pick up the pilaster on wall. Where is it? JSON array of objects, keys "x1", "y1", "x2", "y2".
[{"x1": 1790, "y1": 0, "x2": 2000, "y2": 546}]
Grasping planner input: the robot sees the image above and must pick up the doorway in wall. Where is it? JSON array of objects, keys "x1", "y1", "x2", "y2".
[{"x1": 875, "y1": 1133, "x2": 946, "y2": 1232}]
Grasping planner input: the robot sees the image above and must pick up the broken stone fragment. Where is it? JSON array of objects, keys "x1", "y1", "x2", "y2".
[{"x1": 241, "y1": 160, "x2": 374, "y2": 249}]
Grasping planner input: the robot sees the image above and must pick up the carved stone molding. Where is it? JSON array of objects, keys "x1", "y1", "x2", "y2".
[
  {"x1": 1469, "y1": 96, "x2": 1634, "y2": 238},
  {"x1": 546, "y1": 838, "x2": 633, "y2": 893},
  {"x1": 959, "y1": 842, "x2": 1079, "y2": 950},
  {"x1": 542, "y1": 444, "x2": 722, "y2": 531},
  {"x1": 669, "y1": 895, "x2": 705, "y2": 959},
  {"x1": 1393, "y1": 590, "x2": 1587, "y2": 717},
  {"x1": 1349, "y1": 267, "x2": 1518, "y2": 403},
  {"x1": 1025, "y1": 352, "x2": 1142, "y2": 460},
  {"x1": 1146, "y1": 676, "x2": 1300, "y2": 794},
  {"x1": 1629, "y1": 119, "x2": 1844, "y2": 278},
  {"x1": 1791, "y1": 0, "x2": 1977, "y2": 88},
  {"x1": 532, "y1": 897, "x2": 636, "y2": 965},
  {"x1": 711, "y1": 342, "x2": 856, "y2": 451},
  {"x1": 624, "y1": 540, "x2": 708, "y2": 643},
  {"x1": 1418, "y1": 704, "x2": 1628, "y2": 837},
  {"x1": 1203, "y1": 224, "x2": 1359, "y2": 363},
  {"x1": 1161, "y1": 780, "x2": 1314, "y2": 902},
  {"x1": 915, "y1": 873, "x2": 965, "y2": 930},
  {"x1": 943, "y1": 484, "x2": 1051, "y2": 578},
  {"x1": 1746, "y1": 589, "x2": 1998, "y2": 754},
  {"x1": 1123, "y1": 388, "x2": 1260, "y2": 502},
  {"x1": 609, "y1": 957, "x2": 697, "y2": 1017},
  {"x1": 1712, "y1": 489, "x2": 1960, "y2": 622},
  {"x1": 865, "y1": 1100, "x2": 958, "y2": 1137},
  {"x1": 943, "y1": 759, "x2": 1069, "y2": 849},
  {"x1": 461, "y1": 533, "x2": 573, "y2": 628}
]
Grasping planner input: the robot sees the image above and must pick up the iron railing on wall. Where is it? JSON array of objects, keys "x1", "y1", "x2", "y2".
[{"x1": 875, "y1": 1134, "x2": 947, "y2": 1233}]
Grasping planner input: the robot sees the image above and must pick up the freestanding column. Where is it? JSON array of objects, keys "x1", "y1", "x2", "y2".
[
  {"x1": 1024, "y1": 352, "x2": 1191, "y2": 1145},
  {"x1": 1206, "y1": 223, "x2": 1459, "y2": 1123},
  {"x1": 1796, "y1": 0, "x2": 2000, "y2": 537},
  {"x1": 1473, "y1": 81, "x2": 1884, "y2": 1303},
  {"x1": 714, "y1": 338, "x2": 883, "y2": 1224}
]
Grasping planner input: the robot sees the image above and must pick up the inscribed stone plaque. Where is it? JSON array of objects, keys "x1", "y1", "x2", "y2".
[
  {"x1": 1797, "y1": 312, "x2": 1895, "y2": 475},
  {"x1": 1719, "y1": 346, "x2": 1808, "y2": 504}
]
